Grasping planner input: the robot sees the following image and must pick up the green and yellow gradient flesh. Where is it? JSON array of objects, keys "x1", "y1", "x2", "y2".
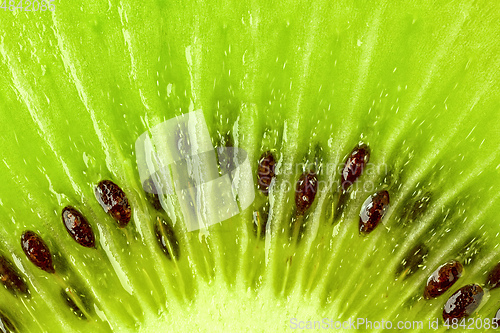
[{"x1": 0, "y1": 0, "x2": 499, "y2": 331}]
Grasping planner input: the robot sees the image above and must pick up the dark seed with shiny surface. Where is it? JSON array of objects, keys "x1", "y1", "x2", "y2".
[
  {"x1": 359, "y1": 190, "x2": 390, "y2": 234},
  {"x1": 424, "y1": 260, "x2": 463, "y2": 299},
  {"x1": 155, "y1": 217, "x2": 180, "y2": 260},
  {"x1": 443, "y1": 284, "x2": 483, "y2": 320},
  {"x1": 485, "y1": 262, "x2": 500, "y2": 290},
  {"x1": 0, "y1": 256, "x2": 29, "y2": 296},
  {"x1": 257, "y1": 151, "x2": 276, "y2": 196},
  {"x1": 341, "y1": 144, "x2": 370, "y2": 191},
  {"x1": 20, "y1": 231, "x2": 55, "y2": 273},
  {"x1": 95, "y1": 180, "x2": 131, "y2": 227},
  {"x1": 62, "y1": 207, "x2": 96, "y2": 248},
  {"x1": 295, "y1": 172, "x2": 318, "y2": 216}
]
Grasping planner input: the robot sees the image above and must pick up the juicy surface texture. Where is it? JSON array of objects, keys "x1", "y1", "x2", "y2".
[{"x1": 0, "y1": 0, "x2": 499, "y2": 332}]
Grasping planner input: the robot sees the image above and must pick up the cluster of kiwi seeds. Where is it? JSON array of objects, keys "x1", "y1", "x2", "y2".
[
  {"x1": 1, "y1": 181, "x2": 136, "y2": 328},
  {"x1": 256, "y1": 145, "x2": 499, "y2": 322},
  {"x1": 1, "y1": 137, "x2": 499, "y2": 331}
]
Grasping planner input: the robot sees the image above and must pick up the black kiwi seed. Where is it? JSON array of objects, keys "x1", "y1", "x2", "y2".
[
  {"x1": 485, "y1": 262, "x2": 500, "y2": 290},
  {"x1": 0, "y1": 256, "x2": 29, "y2": 296},
  {"x1": 0, "y1": 311, "x2": 16, "y2": 333},
  {"x1": 20, "y1": 231, "x2": 55, "y2": 273},
  {"x1": 396, "y1": 244, "x2": 428, "y2": 279},
  {"x1": 424, "y1": 260, "x2": 463, "y2": 299},
  {"x1": 154, "y1": 217, "x2": 180, "y2": 260},
  {"x1": 341, "y1": 144, "x2": 370, "y2": 192},
  {"x1": 443, "y1": 284, "x2": 484, "y2": 320},
  {"x1": 61, "y1": 207, "x2": 96, "y2": 248},
  {"x1": 95, "y1": 180, "x2": 131, "y2": 227},
  {"x1": 295, "y1": 172, "x2": 318, "y2": 216},
  {"x1": 359, "y1": 190, "x2": 390, "y2": 234},
  {"x1": 257, "y1": 151, "x2": 276, "y2": 196}
]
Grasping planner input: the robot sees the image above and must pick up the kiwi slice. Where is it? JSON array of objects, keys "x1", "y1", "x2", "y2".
[{"x1": 0, "y1": 0, "x2": 499, "y2": 331}]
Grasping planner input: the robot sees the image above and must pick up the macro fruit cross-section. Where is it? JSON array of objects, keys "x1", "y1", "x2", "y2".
[{"x1": 0, "y1": 0, "x2": 499, "y2": 332}]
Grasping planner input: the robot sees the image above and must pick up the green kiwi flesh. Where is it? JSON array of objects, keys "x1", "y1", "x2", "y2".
[{"x1": 0, "y1": 0, "x2": 500, "y2": 332}]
